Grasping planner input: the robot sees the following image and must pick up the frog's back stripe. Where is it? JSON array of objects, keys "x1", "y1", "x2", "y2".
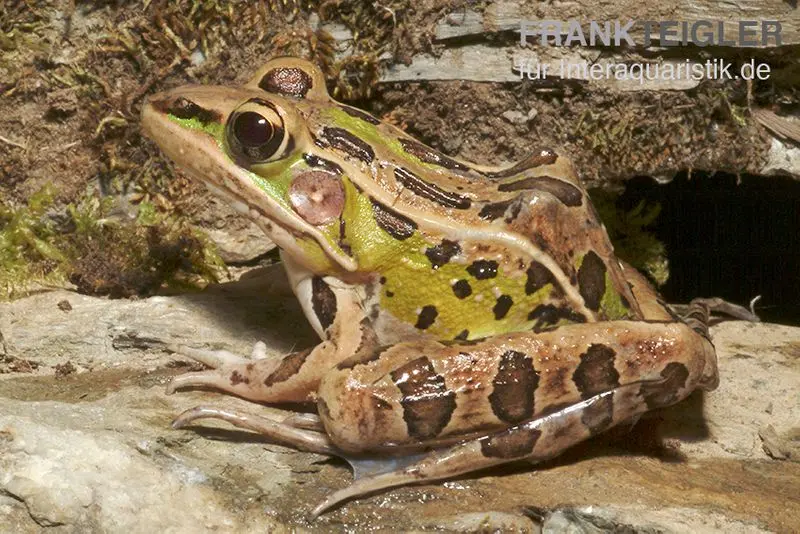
[
  {"x1": 303, "y1": 153, "x2": 343, "y2": 174},
  {"x1": 498, "y1": 175, "x2": 583, "y2": 207},
  {"x1": 319, "y1": 127, "x2": 375, "y2": 163},
  {"x1": 485, "y1": 149, "x2": 559, "y2": 179},
  {"x1": 258, "y1": 67, "x2": 313, "y2": 98},
  {"x1": 393, "y1": 167, "x2": 472, "y2": 210},
  {"x1": 399, "y1": 138, "x2": 471, "y2": 172},
  {"x1": 478, "y1": 195, "x2": 522, "y2": 221},
  {"x1": 339, "y1": 105, "x2": 381, "y2": 125},
  {"x1": 390, "y1": 356, "x2": 457, "y2": 439},
  {"x1": 154, "y1": 96, "x2": 221, "y2": 125},
  {"x1": 370, "y1": 199, "x2": 417, "y2": 240}
]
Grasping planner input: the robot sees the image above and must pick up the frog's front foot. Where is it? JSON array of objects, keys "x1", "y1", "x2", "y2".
[
  {"x1": 165, "y1": 342, "x2": 314, "y2": 403},
  {"x1": 167, "y1": 341, "x2": 269, "y2": 368}
]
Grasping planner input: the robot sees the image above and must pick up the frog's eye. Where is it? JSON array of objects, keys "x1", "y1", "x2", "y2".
[{"x1": 226, "y1": 100, "x2": 288, "y2": 163}]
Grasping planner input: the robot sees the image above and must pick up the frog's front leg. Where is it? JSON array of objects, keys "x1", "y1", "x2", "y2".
[
  {"x1": 166, "y1": 273, "x2": 376, "y2": 403},
  {"x1": 311, "y1": 319, "x2": 717, "y2": 514}
]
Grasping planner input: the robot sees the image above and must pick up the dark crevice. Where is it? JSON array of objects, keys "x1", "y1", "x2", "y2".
[{"x1": 617, "y1": 171, "x2": 800, "y2": 325}]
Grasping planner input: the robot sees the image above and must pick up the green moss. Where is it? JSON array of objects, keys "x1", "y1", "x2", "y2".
[
  {"x1": 0, "y1": 185, "x2": 69, "y2": 298},
  {"x1": 590, "y1": 189, "x2": 669, "y2": 286},
  {"x1": 0, "y1": 185, "x2": 225, "y2": 301}
]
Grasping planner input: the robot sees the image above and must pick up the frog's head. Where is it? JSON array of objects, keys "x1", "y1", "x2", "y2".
[{"x1": 141, "y1": 58, "x2": 357, "y2": 273}]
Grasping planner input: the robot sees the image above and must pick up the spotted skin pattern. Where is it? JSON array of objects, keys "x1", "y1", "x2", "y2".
[{"x1": 140, "y1": 57, "x2": 744, "y2": 517}]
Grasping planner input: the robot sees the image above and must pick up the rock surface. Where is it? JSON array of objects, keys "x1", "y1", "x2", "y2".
[{"x1": 1, "y1": 267, "x2": 798, "y2": 533}]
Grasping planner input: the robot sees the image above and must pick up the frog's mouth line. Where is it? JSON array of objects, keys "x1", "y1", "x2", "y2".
[{"x1": 141, "y1": 95, "x2": 359, "y2": 274}]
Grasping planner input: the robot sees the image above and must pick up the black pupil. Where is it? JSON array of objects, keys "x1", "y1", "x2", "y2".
[{"x1": 234, "y1": 111, "x2": 273, "y2": 147}]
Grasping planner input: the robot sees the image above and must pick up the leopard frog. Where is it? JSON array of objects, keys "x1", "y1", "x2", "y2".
[{"x1": 141, "y1": 57, "x2": 756, "y2": 517}]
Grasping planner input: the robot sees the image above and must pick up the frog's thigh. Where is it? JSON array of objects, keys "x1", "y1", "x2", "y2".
[
  {"x1": 313, "y1": 320, "x2": 715, "y2": 515},
  {"x1": 317, "y1": 320, "x2": 716, "y2": 453},
  {"x1": 168, "y1": 278, "x2": 377, "y2": 403}
]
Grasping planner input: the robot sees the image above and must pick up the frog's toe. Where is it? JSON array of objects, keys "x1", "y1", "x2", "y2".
[
  {"x1": 281, "y1": 412, "x2": 325, "y2": 431},
  {"x1": 168, "y1": 343, "x2": 252, "y2": 368},
  {"x1": 172, "y1": 405, "x2": 337, "y2": 455},
  {"x1": 165, "y1": 369, "x2": 225, "y2": 395}
]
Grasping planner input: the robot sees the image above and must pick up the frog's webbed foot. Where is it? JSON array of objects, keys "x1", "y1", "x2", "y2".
[
  {"x1": 165, "y1": 345, "x2": 316, "y2": 402},
  {"x1": 682, "y1": 296, "x2": 761, "y2": 338},
  {"x1": 167, "y1": 276, "x2": 377, "y2": 404},
  {"x1": 689, "y1": 296, "x2": 761, "y2": 323},
  {"x1": 172, "y1": 405, "x2": 337, "y2": 455}
]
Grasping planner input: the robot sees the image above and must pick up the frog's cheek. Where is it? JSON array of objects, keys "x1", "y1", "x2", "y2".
[{"x1": 289, "y1": 171, "x2": 345, "y2": 226}]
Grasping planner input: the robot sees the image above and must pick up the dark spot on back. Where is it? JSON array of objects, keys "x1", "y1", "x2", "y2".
[
  {"x1": 493, "y1": 295, "x2": 513, "y2": 319},
  {"x1": 454, "y1": 329, "x2": 469, "y2": 340},
  {"x1": 528, "y1": 304, "x2": 586, "y2": 331},
  {"x1": 263, "y1": 348, "x2": 311, "y2": 387},
  {"x1": 525, "y1": 262, "x2": 556, "y2": 295},
  {"x1": 573, "y1": 344, "x2": 620, "y2": 399},
  {"x1": 311, "y1": 276, "x2": 337, "y2": 331},
  {"x1": 371, "y1": 199, "x2": 417, "y2": 240},
  {"x1": 489, "y1": 350, "x2": 538, "y2": 424},
  {"x1": 467, "y1": 260, "x2": 498, "y2": 280},
  {"x1": 399, "y1": 138, "x2": 471, "y2": 172},
  {"x1": 498, "y1": 175, "x2": 583, "y2": 207},
  {"x1": 340, "y1": 105, "x2": 381, "y2": 124},
  {"x1": 478, "y1": 197, "x2": 515, "y2": 221},
  {"x1": 425, "y1": 239, "x2": 461, "y2": 269},
  {"x1": 452, "y1": 279, "x2": 472, "y2": 299},
  {"x1": 390, "y1": 356, "x2": 456, "y2": 440},
  {"x1": 394, "y1": 167, "x2": 472, "y2": 209},
  {"x1": 258, "y1": 67, "x2": 313, "y2": 97},
  {"x1": 577, "y1": 251, "x2": 607, "y2": 311},
  {"x1": 641, "y1": 362, "x2": 690, "y2": 409},
  {"x1": 415, "y1": 305, "x2": 438, "y2": 330},
  {"x1": 480, "y1": 426, "x2": 541, "y2": 458},
  {"x1": 320, "y1": 127, "x2": 374, "y2": 163}
]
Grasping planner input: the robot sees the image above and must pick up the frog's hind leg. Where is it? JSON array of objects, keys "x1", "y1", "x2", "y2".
[
  {"x1": 166, "y1": 276, "x2": 377, "y2": 404},
  {"x1": 311, "y1": 382, "x2": 653, "y2": 518}
]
